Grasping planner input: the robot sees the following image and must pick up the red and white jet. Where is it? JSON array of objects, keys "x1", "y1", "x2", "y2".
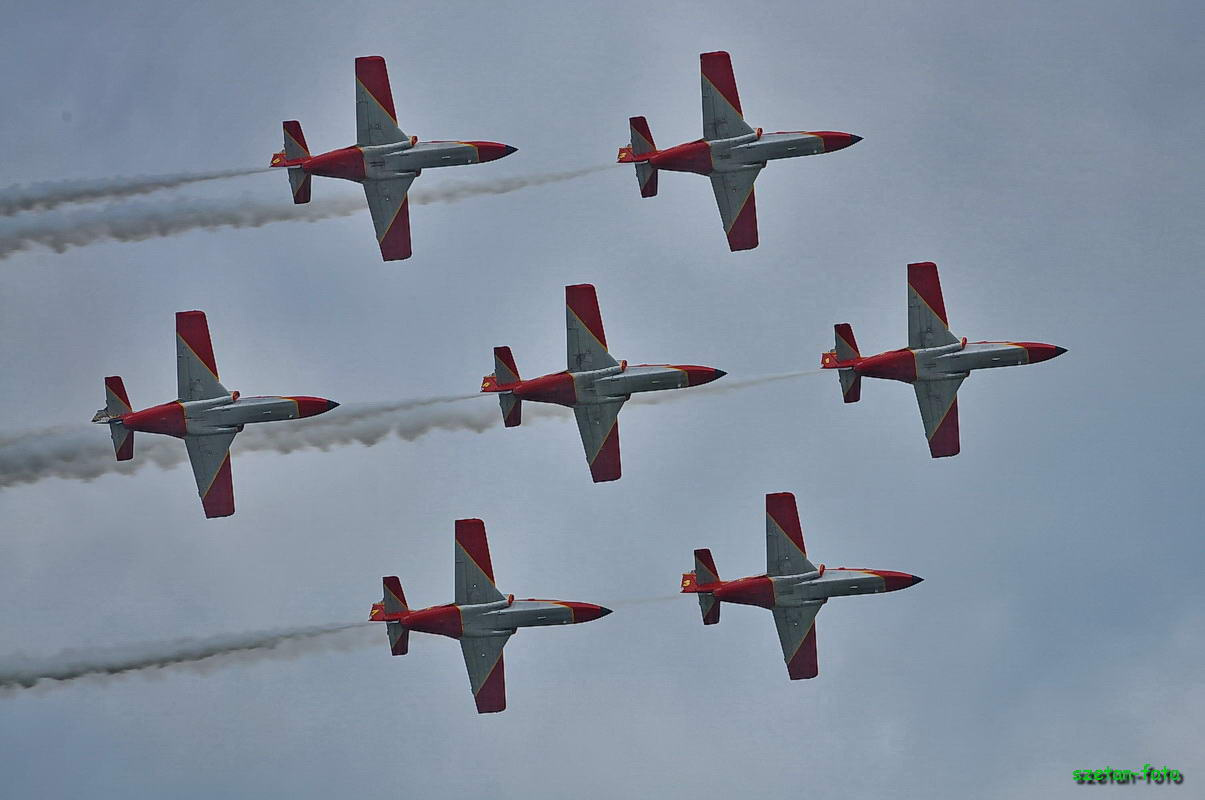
[
  {"x1": 92, "y1": 311, "x2": 338, "y2": 518},
  {"x1": 820, "y1": 262, "x2": 1067, "y2": 457},
  {"x1": 618, "y1": 51, "x2": 861, "y2": 251},
  {"x1": 480, "y1": 284, "x2": 726, "y2": 482},
  {"x1": 369, "y1": 518, "x2": 611, "y2": 713},
  {"x1": 269, "y1": 56, "x2": 517, "y2": 261},
  {"x1": 681, "y1": 493, "x2": 922, "y2": 680}
]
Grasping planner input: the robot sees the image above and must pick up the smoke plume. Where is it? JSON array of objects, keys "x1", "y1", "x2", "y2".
[
  {"x1": 0, "y1": 168, "x2": 266, "y2": 216},
  {"x1": 0, "y1": 371, "x2": 820, "y2": 489},
  {"x1": 0, "y1": 623, "x2": 376, "y2": 692},
  {"x1": 0, "y1": 166, "x2": 611, "y2": 260}
]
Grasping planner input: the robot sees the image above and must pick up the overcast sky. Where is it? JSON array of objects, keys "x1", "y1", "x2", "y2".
[{"x1": 1, "y1": 1, "x2": 1202, "y2": 797}]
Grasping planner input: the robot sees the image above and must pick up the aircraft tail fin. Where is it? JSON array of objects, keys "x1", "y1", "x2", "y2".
[
  {"x1": 95, "y1": 376, "x2": 134, "y2": 460},
  {"x1": 618, "y1": 117, "x2": 658, "y2": 197},
  {"x1": 680, "y1": 548, "x2": 721, "y2": 625},
  {"x1": 820, "y1": 323, "x2": 862, "y2": 403},
  {"x1": 481, "y1": 347, "x2": 523, "y2": 427}
]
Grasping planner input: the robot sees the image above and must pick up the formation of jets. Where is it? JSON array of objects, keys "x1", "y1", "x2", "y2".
[{"x1": 84, "y1": 51, "x2": 1067, "y2": 712}]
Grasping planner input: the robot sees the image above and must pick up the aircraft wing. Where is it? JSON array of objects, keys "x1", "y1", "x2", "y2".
[
  {"x1": 765, "y1": 492, "x2": 817, "y2": 577},
  {"x1": 176, "y1": 311, "x2": 229, "y2": 401},
  {"x1": 566, "y1": 284, "x2": 618, "y2": 371},
  {"x1": 461, "y1": 633, "x2": 510, "y2": 713},
  {"x1": 907, "y1": 261, "x2": 959, "y2": 349},
  {"x1": 363, "y1": 176, "x2": 416, "y2": 261},
  {"x1": 772, "y1": 604, "x2": 821, "y2": 680},
  {"x1": 574, "y1": 401, "x2": 623, "y2": 483},
  {"x1": 914, "y1": 377, "x2": 964, "y2": 458},
  {"x1": 701, "y1": 51, "x2": 754, "y2": 140},
  {"x1": 184, "y1": 432, "x2": 236, "y2": 518},
  {"x1": 355, "y1": 56, "x2": 408, "y2": 147},
  {"x1": 455, "y1": 518, "x2": 505, "y2": 606},
  {"x1": 709, "y1": 167, "x2": 761, "y2": 252}
]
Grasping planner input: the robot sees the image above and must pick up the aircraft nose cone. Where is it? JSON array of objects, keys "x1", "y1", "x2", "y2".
[
  {"x1": 911, "y1": 575, "x2": 924, "y2": 586},
  {"x1": 680, "y1": 366, "x2": 726, "y2": 387},
  {"x1": 814, "y1": 131, "x2": 859, "y2": 152},
  {"x1": 469, "y1": 142, "x2": 517, "y2": 162},
  {"x1": 597, "y1": 607, "x2": 613, "y2": 618},
  {"x1": 1021, "y1": 343, "x2": 1066, "y2": 364},
  {"x1": 291, "y1": 396, "x2": 339, "y2": 418}
]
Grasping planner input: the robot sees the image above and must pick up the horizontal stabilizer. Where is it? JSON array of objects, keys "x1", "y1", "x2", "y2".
[
  {"x1": 382, "y1": 576, "x2": 409, "y2": 614},
  {"x1": 101, "y1": 376, "x2": 134, "y2": 460},
  {"x1": 386, "y1": 622, "x2": 409, "y2": 656}
]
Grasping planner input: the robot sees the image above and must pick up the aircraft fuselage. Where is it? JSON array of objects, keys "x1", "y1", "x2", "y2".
[
  {"x1": 645, "y1": 130, "x2": 860, "y2": 176},
  {"x1": 110, "y1": 394, "x2": 337, "y2": 438},
  {"x1": 371, "y1": 597, "x2": 610, "y2": 639},
  {"x1": 506, "y1": 363, "x2": 726, "y2": 408},
  {"x1": 846, "y1": 340, "x2": 1066, "y2": 384},
  {"x1": 297, "y1": 139, "x2": 515, "y2": 184},
  {"x1": 696, "y1": 566, "x2": 923, "y2": 611}
]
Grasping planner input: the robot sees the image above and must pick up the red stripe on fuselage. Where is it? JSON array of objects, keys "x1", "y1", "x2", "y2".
[
  {"x1": 854, "y1": 349, "x2": 918, "y2": 383},
  {"x1": 714, "y1": 575, "x2": 775, "y2": 608},
  {"x1": 512, "y1": 372, "x2": 577, "y2": 406},
  {"x1": 303, "y1": 147, "x2": 367, "y2": 182},
  {"x1": 121, "y1": 401, "x2": 187, "y2": 437},
  {"x1": 354, "y1": 56, "x2": 398, "y2": 122},
  {"x1": 649, "y1": 140, "x2": 714, "y2": 174}
]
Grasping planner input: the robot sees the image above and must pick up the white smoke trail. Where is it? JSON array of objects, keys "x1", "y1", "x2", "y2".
[
  {"x1": 0, "y1": 165, "x2": 612, "y2": 261},
  {"x1": 0, "y1": 371, "x2": 821, "y2": 490},
  {"x1": 0, "y1": 168, "x2": 267, "y2": 216},
  {"x1": 0, "y1": 623, "x2": 378, "y2": 693}
]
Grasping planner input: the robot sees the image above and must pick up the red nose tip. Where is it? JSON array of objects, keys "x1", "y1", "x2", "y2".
[
  {"x1": 1022, "y1": 343, "x2": 1067, "y2": 364},
  {"x1": 291, "y1": 397, "x2": 340, "y2": 418},
  {"x1": 813, "y1": 131, "x2": 861, "y2": 152},
  {"x1": 680, "y1": 366, "x2": 727, "y2": 387},
  {"x1": 875, "y1": 571, "x2": 924, "y2": 592},
  {"x1": 469, "y1": 142, "x2": 518, "y2": 162},
  {"x1": 567, "y1": 603, "x2": 612, "y2": 623}
]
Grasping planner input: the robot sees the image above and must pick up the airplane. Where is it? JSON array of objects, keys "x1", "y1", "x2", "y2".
[
  {"x1": 91, "y1": 311, "x2": 339, "y2": 518},
  {"x1": 269, "y1": 55, "x2": 517, "y2": 261},
  {"x1": 820, "y1": 261, "x2": 1067, "y2": 458},
  {"x1": 617, "y1": 50, "x2": 862, "y2": 252},
  {"x1": 479, "y1": 284, "x2": 727, "y2": 483},
  {"x1": 369, "y1": 518, "x2": 612, "y2": 713},
  {"x1": 681, "y1": 492, "x2": 923, "y2": 680}
]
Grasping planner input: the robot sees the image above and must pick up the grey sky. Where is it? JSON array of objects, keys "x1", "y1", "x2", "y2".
[{"x1": 1, "y1": 1, "x2": 1202, "y2": 797}]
